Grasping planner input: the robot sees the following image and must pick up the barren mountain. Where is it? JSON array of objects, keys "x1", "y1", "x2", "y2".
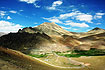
[
  {"x1": 0, "y1": 22, "x2": 105, "y2": 70},
  {"x1": 0, "y1": 32, "x2": 6, "y2": 37},
  {"x1": 19, "y1": 22, "x2": 73, "y2": 36},
  {"x1": 74, "y1": 27, "x2": 105, "y2": 38},
  {"x1": 1, "y1": 23, "x2": 105, "y2": 52},
  {"x1": 0, "y1": 32, "x2": 74, "y2": 54},
  {"x1": 78, "y1": 31, "x2": 105, "y2": 50},
  {"x1": 0, "y1": 22, "x2": 82, "y2": 54}
]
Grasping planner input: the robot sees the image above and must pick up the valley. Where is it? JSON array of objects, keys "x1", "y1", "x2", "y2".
[{"x1": 0, "y1": 22, "x2": 105, "y2": 70}]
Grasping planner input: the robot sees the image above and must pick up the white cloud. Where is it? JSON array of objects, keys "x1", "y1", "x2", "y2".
[
  {"x1": 52, "y1": 1, "x2": 63, "y2": 7},
  {"x1": 43, "y1": 11, "x2": 91, "y2": 28},
  {"x1": 0, "y1": 20, "x2": 23, "y2": 33},
  {"x1": 34, "y1": 25, "x2": 38, "y2": 27},
  {"x1": 34, "y1": 3, "x2": 40, "y2": 8},
  {"x1": 0, "y1": 11, "x2": 6, "y2": 18},
  {"x1": 94, "y1": 16, "x2": 102, "y2": 19},
  {"x1": 65, "y1": 20, "x2": 72, "y2": 23},
  {"x1": 20, "y1": 0, "x2": 36, "y2": 3},
  {"x1": 55, "y1": 11, "x2": 93, "y2": 23},
  {"x1": 20, "y1": 0, "x2": 40, "y2": 8},
  {"x1": 47, "y1": 0, "x2": 63, "y2": 10},
  {"x1": 64, "y1": 21, "x2": 89, "y2": 27},
  {"x1": 96, "y1": 13, "x2": 105, "y2": 15},
  {"x1": 61, "y1": 26, "x2": 71, "y2": 29},
  {"x1": 94, "y1": 13, "x2": 105, "y2": 19},
  {"x1": 49, "y1": 19, "x2": 62, "y2": 23},
  {"x1": 96, "y1": 23, "x2": 101, "y2": 25},
  {"x1": 7, "y1": 16, "x2": 12, "y2": 19},
  {"x1": 73, "y1": 29, "x2": 78, "y2": 31},
  {"x1": 43, "y1": 17, "x2": 62, "y2": 23},
  {"x1": 76, "y1": 14, "x2": 93, "y2": 23},
  {"x1": 9, "y1": 10, "x2": 17, "y2": 13},
  {"x1": 59, "y1": 12, "x2": 77, "y2": 19},
  {"x1": 19, "y1": 10, "x2": 24, "y2": 12},
  {"x1": 46, "y1": 6, "x2": 56, "y2": 10}
]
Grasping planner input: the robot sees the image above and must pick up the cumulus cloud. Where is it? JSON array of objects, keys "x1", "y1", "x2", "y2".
[
  {"x1": 0, "y1": 20, "x2": 23, "y2": 33},
  {"x1": 43, "y1": 17, "x2": 62, "y2": 23},
  {"x1": 20, "y1": 0, "x2": 36, "y2": 3},
  {"x1": 94, "y1": 13, "x2": 105, "y2": 19},
  {"x1": 96, "y1": 13, "x2": 105, "y2": 15},
  {"x1": 52, "y1": 1, "x2": 63, "y2": 7},
  {"x1": 46, "y1": 11, "x2": 93, "y2": 23},
  {"x1": 47, "y1": 0, "x2": 63, "y2": 10},
  {"x1": 43, "y1": 11, "x2": 91, "y2": 28},
  {"x1": 19, "y1": 0, "x2": 40, "y2": 8},
  {"x1": 9, "y1": 10, "x2": 17, "y2": 13},
  {"x1": 64, "y1": 21, "x2": 89, "y2": 27},
  {"x1": 76, "y1": 14, "x2": 93, "y2": 23},
  {"x1": 59, "y1": 12, "x2": 77, "y2": 19},
  {"x1": 43, "y1": 11, "x2": 93, "y2": 24},
  {"x1": 0, "y1": 11, "x2": 6, "y2": 18},
  {"x1": 58, "y1": 11, "x2": 93, "y2": 23},
  {"x1": 61, "y1": 26, "x2": 71, "y2": 29},
  {"x1": 7, "y1": 16, "x2": 12, "y2": 19}
]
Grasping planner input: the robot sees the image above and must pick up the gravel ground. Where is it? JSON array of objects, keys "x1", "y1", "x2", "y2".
[{"x1": 0, "y1": 59, "x2": 25, "y2": 70}]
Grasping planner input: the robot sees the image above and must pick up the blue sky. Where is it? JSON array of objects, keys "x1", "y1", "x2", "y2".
[{"x1": 0, "y1": 0, "x2": 105, "y2": 33}]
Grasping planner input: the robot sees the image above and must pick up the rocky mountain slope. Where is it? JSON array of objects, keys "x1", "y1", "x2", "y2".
[
  {"x1": 0, "y1": 22, "x2": 82, "y2": 54},
  {"x1": 19, "y1": 22, "x2": 73, "y2": 36},
  {"x1": 0, "y1": 22, "x2": 105, "y2": 53},
  {"x1": 0, "y1": 22, "x2": 105, "y2": 70},
  {"x1": 75, "y1": 28, "x2": 105, "y2": 50},
  {"x1": 74, "y1": 27, "x2": 105, "y2": 38},
  {"x1": 0, "y1": 32, "x2": 54, "y2": 53},
  {"x1": 0, "y1": 32, "x2": 75, "y2": 54}
]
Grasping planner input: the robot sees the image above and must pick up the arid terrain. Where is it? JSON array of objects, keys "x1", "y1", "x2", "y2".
[{"x1": 0, "y1": 22, "x2": 105, "y2": 70}]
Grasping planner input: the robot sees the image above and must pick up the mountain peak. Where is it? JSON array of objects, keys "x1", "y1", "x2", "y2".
[
  {"x1": 19, "y1": 22, "x2": 73, "y2": 35},
  {"x1": 39, "y1": 22, "x2": 59, "y2": 27},
  {"x1": 34, "y1": 22, "x2": 72, "y2": 35},
  {"x1": 92, "y1": 27, "x2": 102, "y2": 30},
  {"x1": 87, "y1": 27, "x2": 105, "y2": 34}
]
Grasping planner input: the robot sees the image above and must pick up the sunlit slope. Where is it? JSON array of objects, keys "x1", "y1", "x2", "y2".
[
  {"x1": 19, "y1": 22, "x2": 73, "y2": 36},
  {"x1": 1, "y1": 47, "x2": 105, "y2": 70},
  {"x1": 72, "y1": 56, "x2": 105, "y2": 70},
  {"x1": 0, "y1": 47, "x2": 92, "y2": 70}
]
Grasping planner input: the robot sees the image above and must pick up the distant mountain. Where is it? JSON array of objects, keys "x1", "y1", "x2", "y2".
[
  {"x1": 74, "y1": 27, "x2": 105, "y2": 38},
  {"x1": 87, "y1": 27, "x2": 105, "y2": 34},
  {"x1": 19, "y1": 22, "x2": 73, "y2": 36},
  {"x1": 0, "y1": 32, "x2": 6, "y2": 37},
  {"x1": 79, "y1": 32, "x2": 105, "y2": 50}
]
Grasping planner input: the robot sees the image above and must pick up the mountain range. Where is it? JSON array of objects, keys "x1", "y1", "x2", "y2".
[{"x1": 0, "y1": 22, "x2": 105, "y2": 54}]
